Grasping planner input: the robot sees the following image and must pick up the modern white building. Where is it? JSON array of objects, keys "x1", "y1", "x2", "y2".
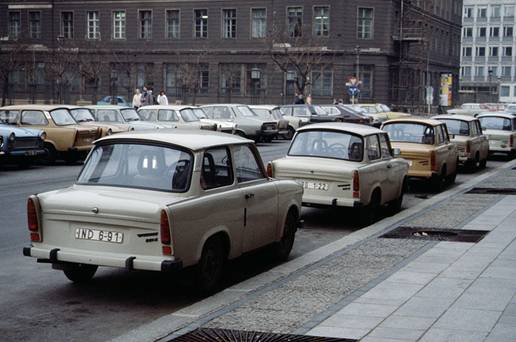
[{"x1": 460, "y1": 0, "x2": 516, "y2": 103}]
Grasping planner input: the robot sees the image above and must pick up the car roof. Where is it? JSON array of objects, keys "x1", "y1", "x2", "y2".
[
  {"x1": 201, "y1": 104, "x2": 247, "y2": 107},
  {"x1": 477, "y1": 112, "x2": 515, "y2": 119},
  {"x1": 0, "y1": 104, "x2": 71, "y2": 111},
  {"x1": 138, "y1": 105, "x2": 196, "y2": 111},
  {"x1": 86, "y1": 105, "x2": 132, "y2": 110},
  {"x1": 97, "y1": 129, "x2": 253, "y2": 151},
  {"x1": 432, "y1": 115, "x2": 478, "y2": 122},
  {"x1": 383, "y1": 117, "x2": 444, "y2": 126},
  {"x1": 297, "y1": 122, "x2": 383, "y2": 136},
  {"x1": 249, "y1": 105, "x2": 279, "y2": 110}
]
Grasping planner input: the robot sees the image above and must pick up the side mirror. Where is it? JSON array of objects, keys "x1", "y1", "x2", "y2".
[{"x1": 392, "y1": 148, "x2": 401, "y2": 158}]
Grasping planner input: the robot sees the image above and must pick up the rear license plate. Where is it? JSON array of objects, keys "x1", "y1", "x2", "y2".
[
  {"x1": 25, "y1": 150, "x2": 37, "y2": 156},
  {"x1": 303, "y1": 181, "x2": 329, "y2": 191},
  {"x1": 75, "y1": 228, "x2": 123, "y2": 244}
]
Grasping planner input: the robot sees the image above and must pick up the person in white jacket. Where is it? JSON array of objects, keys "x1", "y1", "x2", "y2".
[
  {"x1": 157, "y1": 90, "x2": 169, "y2": 105},
  {"x1": 132, "y1": 89, "x2": 141, "y2": 109}
]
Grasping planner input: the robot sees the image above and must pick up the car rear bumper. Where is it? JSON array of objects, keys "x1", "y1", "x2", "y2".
[
  {"x1": 302, "y1": 195, "x2": 361, "y2": 208},
  {"x1": 1, "y1": 148, "x2": 46, "y2": 158},
  {"x1": 407, "y1": 169, "x2": 434, "y2": 179},
  {"x1": 23, "y1": 246, "x2": 183, "y2": 272}
]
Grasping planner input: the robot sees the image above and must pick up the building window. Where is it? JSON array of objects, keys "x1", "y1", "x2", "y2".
[
  {"x1": 251, "y1": 8, "x2": 266, "y2": 39},
  {"x1": 488, "y1": 66, "x2": 498, "y2": 77},
  {"x1": 461, "y1": 66, "x2": 472, "y2": 77},
  {"x1": 139, "y1": 10, "x2": 152, "y2": 39},
  {"x1": 8, "y1": 12, "x2": 21, "y2": 40},
  {"x1": 501, "y1": 85, "x2": 510, "y2": 97},
  {"x1": 504, "y1": 26, "x2": 513, "y2": 37},
  {"x1": 477, "y1": 7, "x2": 487, "y2": 18},
  {"x1": 113, "y1": 11, "x2": 126, "y2": 39},
  {"x1": 464, "y1": 7, "x2": 473, "y2": 18},
  {"x1": 491, "y1": 5, "x2": 501, "y2": 18},
  {"x1": 287, "y1": 7, "x2": 303, "y2": 38},
  {"x1": 222, "y1": 9, "x2": 237, "y2": 39},
  {"x1": 476, "y1": 47, "x2": 486, "y2": 57},
  {"x1": 478, "y1": 27, "x2": 486, "y2": 37},
  {"x1": 490, "y1": 47, "x2": 499, "y2": 56},
  {"x1": 246, "y1": 64, "x2": 266, "y2": 96},
  {"x1": 311, "y1": 66, "x2": 333, "y2": 97},
  {"x1": 313, "y1": 6, "x2": 329, "y2": 37},
  {"x1": 166, "y1": 10, "x2": 180, "y2": 39},
  {"x1": 87, "y1": 11, "x2": 100, "y2": 39},
  {"x1": 463, "y1": 27, "x2": 473, "y2": 38},
  {"x1": 29, "y1": 12, "x2": 41, "y2": 39},
  {"x1": 199, "y1": 65, "x2": 209, "y2": 95},
  {"x1": 504, "y1": 5, "x2": 515, "y2": 18},
  {"x1": 490, "y1": 27, "x2": 500, "y2": 37},
  {"x1": 357, "y1": 7, "x2": 373, "y2": 40},
  {"x1": 504, "y1": 46, "x2": 513, "y2": 56},
  {"x1": 219, "y1": 64, "x2": 242, "y2": 96},
  {"x1": 194, "y1": 9, "x2": 208, "y2": 38},
  {"x1": 463, "y1": 47, "x2": 472, "y2": 56},
  {"x1": 502, "y1": 66, "x2": 512, "y2": 77},
  {"x1": 285, "y1": 70, "x2": 297, "y2": 96},
  {"x1": 475, "y1": 66, "x2": 485, "y2": 77},
  {"x1": 61, "y1": 12, "x2": 73, "y2": 39},
  {"x1": 359, "y1": 67, "x2": 374, "y2": 99},
  {"x1": 165, "y1": 64, "x2": 182, "y2": 97}
]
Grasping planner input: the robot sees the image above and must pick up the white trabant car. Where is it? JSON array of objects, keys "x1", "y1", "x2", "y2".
[
  {"x1": 477, "y1": 113, "x2": 516, "y2": 157},
  {"x1": 269, "y1": 123, "x2": 409, "y2": 224},
  {"x1": 137, "y1": 105, "x2": 216, "y2": 131},
  {"x1": 23, "y1": 131, "x2": 303, "y2": 292}
]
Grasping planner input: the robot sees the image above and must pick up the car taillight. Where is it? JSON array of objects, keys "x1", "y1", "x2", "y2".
[
  {"x1": 352, "y1": 170, "x2": 360, "y2": 198},
  {"x1": 466, "y1": 141, "x2": 471, "y2": 154},
  {"x1": 160, "y1": 209, "x2": 172, "y2": 255},
  {"x1": 267, "y1": 162, "x2": 273, "y2": 178},
  {"x1": 27, "y1": 196, "x2": 41, "y2": 242},
  {"x1": 431, "y1": 151, "x2": 436, "y2": 171},
  {"x1": 510, "y1": 135, "x2": 514, "y2": 147}
]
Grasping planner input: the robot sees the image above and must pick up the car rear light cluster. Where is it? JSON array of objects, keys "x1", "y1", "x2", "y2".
[
  {"x1": 430, "y1": 151, "x2": 437, "y2": 171},
  {"x1": 510, "y1": 135, "x2": 514, "y2": 148},
  {"x1": 465, "y1": 141, "x2": 471, "y2": 154},
  {"x1": 352, "y1": 170, "x2": 360, "y2": 198},
  {"x1": 27, "y1": 196, "x2": 42, "y2": 242},
  {"x1": 160, "y1": 209, "x2": 173, "y2": 256}
]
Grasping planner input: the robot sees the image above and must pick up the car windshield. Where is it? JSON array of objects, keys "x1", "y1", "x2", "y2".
[
  {"x1": 237, "y1": 106, "x2": 257, "y2": 117},
  {"x1": 379, "y1": 104, "x2": 391, "y2": 112},
  {"x1": 193, "y1": 108, "x2": 207, "y2": 119},
  {"x1": 96, "y1": 109, "x2": 124, "y2": 123},
  {"x1": 138, "y1": 109, "x2": 157, "y2": 121},
  {"x1": 120, "y1": 108, "x2": 141, "y2": 122},
  {"x1": 479, "y1": 117, "x2": 513, "y2": 131},
  {"x1": 271, "y1": 108, "x2": 283, "y2": 120},
  {"x1": 180, "y1": 109, "x2": 200, "y2": 122},
  {"x1": 0, "y1": 110, "x2": 19, "y2": 125},
  {"x1": 70, "y1": 108, "x2": 95, "y2": 122},
  {"x1": 313, "y1": 105, "x2": 327, "y2": 115},
  {"x1": 289, "y1": 130, "x2": 364, "y2": 161},
  {"x1": 204, "y1": 106, "x2": 234, "y2": 120},
  {"x1": 439, "y1": 119, "x2": 470, "y2": 136},
  {"x1": 50, "y1": 109, "x2": 76, "y2": 126},
  {"x1": 383, "y1": 123, "x2": 435, "y2": 144},
  {"x1": 78, "y1": 143, "x2": 193, "y2": 192},
  {"x1": 361, "y1": 106, "x2": 379, "y2": 114}
]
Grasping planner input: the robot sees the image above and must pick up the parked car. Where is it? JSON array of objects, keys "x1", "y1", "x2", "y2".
[
  {"x1": 137, "y1": 105, "x2": 216, "y2": 130},
  {"x1": 192, "y1": 107, "x2": 236, "y2": 134},
  {"x1": 477, "y1": 113, "x2": 516, "y2": 158},
  {"x1": 382, "y1": 118, "x2": 458, "y2": 190},
  {"x1": 97, "y1": 96, "x2": 130, "y2": 107},
  {"x1": 23, "y1": 130, "x2": 303, "y2": 293},
  {"x1": 87, "y1": 105, "x2": 165, "y2": 131},
  {"x1": 63, "y1": 105, "x2": 129, "y2": 137},
  {"x1": 432, "y1": 115, "x2": 489, "y2": 170},
  {"x1": 269, "y1": 123, "x2": 409, "y2": 224},
  {"x1": 249, "y1": 105, "x2": 290, "y2": 139},
  {"x1": 201, "y1": 104, "x2": 278, "y2": 142},
  {"x1": 506, "y1": 104, "x2": 516, "y2": 115},
  {"x1": 279, "y1": 104, "x2": 335, "y2": 124},
  {"x1": 0, "y1": 113, "x2": 47, "y2": 165},
  {"x1": 319, "y1": 105, "x2": 373, "y2": 125},
  {"x1": 357, "y1": 104, "x2": 411, "y2": 127},
  {"x1": 0, "y1": 105, "x2": 98, "y2": 163}
]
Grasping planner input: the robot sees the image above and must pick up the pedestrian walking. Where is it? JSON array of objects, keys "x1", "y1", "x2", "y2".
[
  {"x1": 294, "y1": 92, "x2": 305, "y2": 104},
  {"x1": 157, "y1": 90, "x2": 168, "y2": 105},
  {"x1": 132, "y1": 89, "x2": 141, "y2": 109},
  {"x1": 140, "y1": 87, "x2": 149, "y2": 107}
]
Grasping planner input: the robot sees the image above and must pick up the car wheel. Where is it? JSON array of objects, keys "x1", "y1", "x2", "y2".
[
  {"x1": 359, "y1": 190, "x2": 381, "y2": 226},
  {"x1": 272, "y1": 211, "x2": 297, "y2": 261},
  {"x1": 283, "y1": 127, "x2": 295, "y2": 140},
  {"x1": 479, "y1": 158, "x2": 487, "y2": 169},
  {"x1": 195, "y1": 237, "x2": 226, "y2": 295},
  {"x1": 65, "y1": 153, "x2": 80, "y2": 165},
  {"x1": 63, "y1": 263, "x2": 98, "y2": 283},
  {"x1": 388, "y1": 178, "x2": 406, "y2": 215},
  {"x1": 430, "y1": 166, "x2": 446, "y2": 192},
  {"x1": 43, "y1": 143, "x2": 57, "y2": 165}
]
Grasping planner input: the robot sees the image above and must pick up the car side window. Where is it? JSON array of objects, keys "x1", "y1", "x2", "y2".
[
  {"x1": 442, "y1": 125, "x2": 450, "y2": 142},
  {"x1": 233, "y1": 144, "x2": 265, "y2": 182},
  {"x1": 201, "y1": 147, "x2": 233, "y2": 190},
  {"x1": 366, "y1": 135, "x2": 381, "y2": 161},
  {"x1": 435, "y1": 125, "x2": 444, "y2": 144},
  {"x1": 280, "y1": 107, "x2": 291, "y2": 116},
  {"x1": 379, "y1": 134, "x2": 392, "y2": 159},
  {"x1": 0, "y1": 110, "x2": 20, "y2": 124},
  {"x1": 475, "y1": 121, "x2": 483, "y2": 134},
  {"x1": 158, "y1": 110, "x2": 179, "y2": 122},
  {"x1": 21, "y1": 111, "x2": 48, "y2": 125},
  {"x1": 470, "y1": 121, "x2": 478, "y2": 136},
  {"x1": 293, "y1": 107, "x2": 310, "y2": 117},
  {"x1": 97, "y1": 109, "x2": 118, "y2": 122}
]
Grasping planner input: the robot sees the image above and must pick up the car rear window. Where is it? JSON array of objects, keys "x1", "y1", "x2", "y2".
[
  {"x1": 50, "y1": 109, "x2": 76, "y2": 126},
  {"x1": 71, "y1": 109, "x2": 95, "y2": 122},
  {"x1": 0, "y1": 110, "x2": 19, "y2": 124},
  {"x1": 383, "y1": 123, "x2": 435, "y2": 144},
  {"x1": 479, "y1": 117, "x2": 513, "y2": 131},
  {"x1": 288, "y1": 130, "x2": 364, "y2": 161},
  {"x1": 120, "y1": 109, "x2": 140, "y2": 122},
  {"x1": 78, "y1": 143, "x2": 193, "y2": 192},
  {"x1": 180, "y1": 108, "x2": 200, "y2": 122},
  {"x1": 439, "y1": 119, "x2": 470, "y2": 136},
  {"x1": 138, "y1": 109, "x2": 158, "y2": 121}
]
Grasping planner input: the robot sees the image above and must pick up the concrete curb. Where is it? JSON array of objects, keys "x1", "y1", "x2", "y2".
[{"x1": 109, "y1": 158, "x2": 516, "y2": 342}]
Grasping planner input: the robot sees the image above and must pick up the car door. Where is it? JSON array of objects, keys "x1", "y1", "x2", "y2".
[
  {"x1": 440, "y1": 124, "x2": 457, "y2": 174},
  {"x1": 379, "y1": 133, "x2": 401, "y2": 201},
  {"x1": 469, "y1": 120, "x2": 482, "y2": 157},
  {"x1": 476, "y1": 120, "x2": 489, "y2": 158},
  {"x1": 232, "y1": 143, "x2": 278, "y2": 251}
]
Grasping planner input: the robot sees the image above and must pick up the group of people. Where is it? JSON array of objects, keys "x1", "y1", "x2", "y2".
[
  {"x1": 294, "y1": 92, "x2": 312, "y2": 105},
  {"x1": 132, "y1": 87, "x2": 169, "y2": 109}
]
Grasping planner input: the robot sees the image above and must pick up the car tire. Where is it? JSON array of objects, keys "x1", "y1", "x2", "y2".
[
  {"x1": 195, "y1": 237, "x2": 226, "y2": 295},
  {"x1": 63, "y1": 263, "x2": 98, "y2": 283},
  {"x1": 359, "y1": 190, "x2": 381, "y2": 226},
  {"x1": 43, "y1": 143, "x2": 57, "y2": 165},
  {"x1": 283, "y1": 127, "x2": 295, "y2": 140},
  {"x1": 430, "y1": 167, "x2": 446, "y2": 192},
  {"x1": 388, "y1": 178, "x2": 406, "y2": 215},
  {"x1": 479, "y1": 158, "x2": 487, "y2": 169},
  {"x1": 272, "y1": 211, "x2": 297, "y2": 262}
]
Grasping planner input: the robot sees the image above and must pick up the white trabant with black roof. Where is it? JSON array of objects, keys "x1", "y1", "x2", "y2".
[
  {"x1": 477, "y1": 112, "x2": 516, "y2": 157},
  {"x1": 23, "y1": 130, "x2": 302, "y2": 293},
  {"x1": 268, "y1": 123, "x2": 409, "y2": 224}
]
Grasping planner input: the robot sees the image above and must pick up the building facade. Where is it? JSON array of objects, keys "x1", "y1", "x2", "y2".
[
  {"x1": 0, "y1": 0, "x2": 461, "y2": 109},
  {"x1": 460, "y1": 0, "x2": 516, "y2": 103}
]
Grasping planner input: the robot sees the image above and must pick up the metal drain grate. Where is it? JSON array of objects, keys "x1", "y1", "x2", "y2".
[
  {"x1": 381, "y1": 227, "x2": 489, "y2": 243},
  {"x1": 172, "y1": 328, "x2": 356, "y2": 342},
  {"x1": 466, "y1": 187, "x2": 516, "y2": 195}
]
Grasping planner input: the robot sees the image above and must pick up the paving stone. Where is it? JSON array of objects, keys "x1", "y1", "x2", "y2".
[
  {"x1": 306, "y1": 326, "x2": 369, "y2": 340},
  {"x1": 369, "y1": 326, "x2": 425, "y2": 341},
  {"x1": 454, "y1": 290, "x2": 514, "y2": 311},
  {"x1": 379, "y1": 315, "x2": 435, "y2": 330},
  {"x1": 417, "y1": 277, "x2": 472, "y2": 299},
  {"x1": 503, "y1": 303, "x2": 516, "y2": 316},
  {"x1": 385, "y1": 271, "x2": 436, "y2": 285},
  {"x1": 419, "y1": 328, "x2": 488, "y2": 342},
  {"x1": 321, "y1": 314, "x2": 384, "y2": 330},
  {"x1": 434, "y1": 308, "x2": 501, "y2": 332},
  {"x1": 484, "y1": 324, "x2": 516, "y2": 342},
  {"x1": 361, "y1": 337, "x2": 413, "y2": 342},
  {"x1": 336, "y1": 303, "x2": 398, "y2": 318},
  {"x1": 394, "y1": 296, "x2": 454, "y2": 318}
]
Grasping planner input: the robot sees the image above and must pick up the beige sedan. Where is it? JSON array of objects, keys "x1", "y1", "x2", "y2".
[{"x1": 23, "y1": 130, "x2": 302, "y2": 293}]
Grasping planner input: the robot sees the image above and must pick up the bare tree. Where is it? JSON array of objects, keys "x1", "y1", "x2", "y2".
[
  {"x1": 78, "y1": 40, "x2": 108, "y2": 104},
  {"x1": 173, "y1": 48, "x2": 209, "y2": 105},
  {"x1": 44, "y1": 40, "x2": 79, "y2": 104},
  {"x1": 0, "y1": 42, "x2": 28, "y2": 106}
]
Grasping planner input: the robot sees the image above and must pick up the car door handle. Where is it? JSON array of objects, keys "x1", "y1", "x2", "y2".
[
  {"x1": 387, "y1": 164, "x2": 392, "y2": 169},
  {"x1": 245, "y1": 193, "x2": 255, "y2": 200}
]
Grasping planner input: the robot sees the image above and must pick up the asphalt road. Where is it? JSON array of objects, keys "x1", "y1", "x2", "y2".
[{"x1": 0, "y1": 140, "x2": 508, "y2": 342}]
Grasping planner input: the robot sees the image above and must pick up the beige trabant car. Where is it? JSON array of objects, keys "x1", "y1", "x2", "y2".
[
  {"x1": 269, "y1": 123, "x2": 410, "y2": 224},
  {"x1": 382, "y1": 118, "x2": 458, "y2": 190},
  {"x1": 249, "y1": 105, "x2": 290, "y2": 139},
  {"x1": 62, "y1": 105, "x2": 129, "y2": 137},
  {"x1": 23, "y1": 130, "x2": 302, "y2": 292},
  {"x1": 0, "y1": 105, "x2": 98, "y2": 163},
  {"x1": 358, "y1": 104, "x2": 411, "y2": 127},
  {"x1": 477, "y1": 113, "x2": 516, "y2": 158},
  {"x1": 137, "y1": 105, "x2": 216, "y2": 131},
  {"x1": 432, "y1": 115, "x2": 489, "y2": 169}
]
